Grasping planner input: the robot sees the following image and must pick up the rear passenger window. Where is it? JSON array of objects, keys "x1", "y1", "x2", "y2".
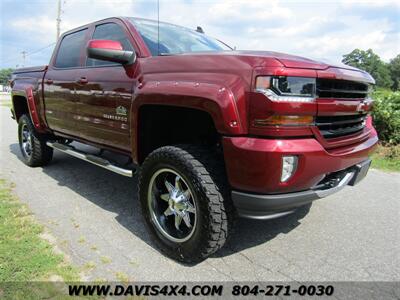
[
  {"x1": 55, "y1": 29, "x2": 87, "y2": 68},
  {"x1": 86, "y1": 23, "x2": 134, "y2": 67}
]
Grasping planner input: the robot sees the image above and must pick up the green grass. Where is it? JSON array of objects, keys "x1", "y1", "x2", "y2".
[
  {"x1": 371, "y1": 145, "x2": 400, "y2": 172},
  {"x1": 0, "y1": 179, "x2": 82, "y2": 299}
]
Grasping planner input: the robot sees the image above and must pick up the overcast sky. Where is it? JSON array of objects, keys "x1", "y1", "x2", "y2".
[{"x1": 0, "y1": 0, "x2": 399, "y2": 69}]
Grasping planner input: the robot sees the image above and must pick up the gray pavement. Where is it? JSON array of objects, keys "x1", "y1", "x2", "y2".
[{"x1": 0, "y1": 105, "x2": 399, "y2": 281}]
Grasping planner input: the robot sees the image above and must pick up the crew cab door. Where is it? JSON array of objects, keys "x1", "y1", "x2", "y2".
[
  {"x1": 43, "y1": 28, "x2": 89, "y2": 136},
  {"x1": 74, "y1": 22, "x2": 137, "y2": 152}
]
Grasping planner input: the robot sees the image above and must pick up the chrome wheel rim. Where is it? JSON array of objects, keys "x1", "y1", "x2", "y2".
[
  {"x1": 21, "y1": 124, "x2": 33, "y2": 158},
  {"x1": 148, "y1": 168, "x2": 197, "y2": 243}
]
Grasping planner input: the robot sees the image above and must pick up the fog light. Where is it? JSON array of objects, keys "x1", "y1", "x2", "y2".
[{"x1": 281, "y1": 155, "x2": 298, "y2": 182}]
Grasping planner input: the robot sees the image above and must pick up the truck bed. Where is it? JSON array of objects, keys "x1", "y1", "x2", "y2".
[{"x1": 12, "y1": 65, "x2": 48, "y2": 74}]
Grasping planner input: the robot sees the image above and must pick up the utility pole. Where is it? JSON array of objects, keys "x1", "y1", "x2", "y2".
[
  {"x1": 56, "y1": 0, "x2": 62, "y2": 41},
  {"x1": 21, "y1": 51, "x2": 27, "y2": 67}
]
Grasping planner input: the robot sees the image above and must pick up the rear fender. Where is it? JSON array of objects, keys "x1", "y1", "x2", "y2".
[{"x1": 12, "y1": 86, "x2": 47, "y2": 133}]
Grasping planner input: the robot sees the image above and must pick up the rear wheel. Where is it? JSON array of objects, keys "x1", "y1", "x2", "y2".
[
  {"x1": 139, "y1": 145, "x2": 234, "y2": 263},
  {"x1": 18, "y1": 114, "x2": 53, "y2": 167}
]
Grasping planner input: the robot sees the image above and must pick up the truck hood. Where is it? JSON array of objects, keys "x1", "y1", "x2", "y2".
[
  {"x1": 226, "y1": 50, "x2": 363, "y2": 71},
  {"x1": 142, "y1": 50, "x2": 374, "y2": 85},
  {"x1": 176, "y1": 50, "x2": 366, "y2": 72},
  {"x1": 230, "y1": 50, "x2": 374, "y2": 83}
]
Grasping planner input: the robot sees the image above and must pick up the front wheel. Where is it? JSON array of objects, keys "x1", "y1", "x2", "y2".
[
  {"x1": 138, "y1": 145, "x2": 234, "y2": 263},
  {"x1": 18, "y1": 114, "x2": 53, "y2": 167}
]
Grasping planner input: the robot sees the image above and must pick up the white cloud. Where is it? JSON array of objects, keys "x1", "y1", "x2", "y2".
[
  {"x1": 2, "y1": 0, "x2": 399, "y2": 68},
  {"x1": 340, "y1": 0, "x2": 400, "y2": 7},
  {"x1": 151, "y1": 0, "x2": 399, "y2": 62},
  {"x1": 207, "y1": 0, "x2": 293, "y2": 22},
  {"x1": 10, "y1": 16, "x2": 56, "y2": 44}
]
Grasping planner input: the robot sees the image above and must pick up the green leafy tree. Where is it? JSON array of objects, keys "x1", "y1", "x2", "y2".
[
  {"x1": 0, "y1": 68, "x2": 14, "y2": 86},
  {"x1": 389, "y1": 54, "x2": 400, "y2": 91},
  {"x1": 342, "y1": 49, "x2": 392, "y2": 89},
  {"x1": 372, "y1": 90, "x2": 400, "y2": 145}
]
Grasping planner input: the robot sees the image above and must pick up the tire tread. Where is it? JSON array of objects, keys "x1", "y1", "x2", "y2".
[
  {"x1": 138, "y1": 144, "x2": 235, "y2": 262},
  {"x1": 18, "y1": 115, "x2": 53, "y2": 167}
]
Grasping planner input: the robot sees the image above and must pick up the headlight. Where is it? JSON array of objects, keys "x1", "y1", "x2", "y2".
[{"x1": 255, "y1": 76, "x2": 316, "y2": 102}]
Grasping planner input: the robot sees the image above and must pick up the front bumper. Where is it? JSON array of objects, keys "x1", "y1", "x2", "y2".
[
  {"x1": 223, "y1": 129, "x2": 378, "y2": 194},
  {"x1": 222, "y1": 128, "x2": 378, "y2": 219},
  {"x1": 232, "y1": 159, "x2": 370, "y2": 219}
]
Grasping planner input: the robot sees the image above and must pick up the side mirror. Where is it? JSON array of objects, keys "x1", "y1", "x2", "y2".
[{"x1": 87, "y1": 40, "x2": 136, "y2": 65}]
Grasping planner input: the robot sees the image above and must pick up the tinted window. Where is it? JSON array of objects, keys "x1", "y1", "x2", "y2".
[
  {"x1": 55, "y1": 29, "x2": 87, "y2": 68},
  {"x1": 129, "y1": 18, "x2": 231, "y2": 56},
  {"x1": 87, "y1": 23, "x2": 134, "y2": 66}
]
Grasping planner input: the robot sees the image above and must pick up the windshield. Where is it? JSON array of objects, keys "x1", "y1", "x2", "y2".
[{"x1": 129, "y1": 18, "x2": 232, "y2": 56}]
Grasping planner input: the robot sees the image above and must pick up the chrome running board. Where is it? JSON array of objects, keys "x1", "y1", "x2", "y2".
[{"x1": 46, "y1": 142, "x2": 134, "y2": 177}]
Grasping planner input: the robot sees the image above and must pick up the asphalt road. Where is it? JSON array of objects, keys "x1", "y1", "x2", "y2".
[{"x1": 0, "y1": 105, "x2": 399, "y2": 282}]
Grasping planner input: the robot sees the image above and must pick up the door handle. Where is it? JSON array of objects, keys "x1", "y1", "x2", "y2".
[
  {"x1": 77, "y1": 77, "x2": 88, "y2": 84},
  {"x1": 45, "y1": 79, "x2": 53, "y2": 84}
]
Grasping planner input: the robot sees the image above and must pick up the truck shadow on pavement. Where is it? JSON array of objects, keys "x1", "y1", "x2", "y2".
[{"x1": 10, "y1": 143, "x2": 311, "y2": 265}]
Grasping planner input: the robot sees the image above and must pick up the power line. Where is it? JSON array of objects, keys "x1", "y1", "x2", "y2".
[
  {"x1": 1, "y1": 43, "x2": 56, "y2": 66},
  {"x1": 2, "y1": 1, "x2": 63, "y2": 67},
  {"x1": 36, "y1": 1, "x2": 67, "y2": 54},
  {"x1": 26, "y1": 43, "x2": 57, "y2": 56}
]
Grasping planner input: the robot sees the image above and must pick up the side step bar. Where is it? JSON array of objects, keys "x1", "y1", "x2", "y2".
[{"x1": 46, "y1": 142, "x2": 134, "y2": 177}]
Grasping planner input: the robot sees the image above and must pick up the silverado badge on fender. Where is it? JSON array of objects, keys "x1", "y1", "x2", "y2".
[
  {"x1": 102, "y1": 106, "x2": 128, "y2": 122},
  {"x1": 103, "y1": 113, "x2": 128, "y2": 122}
]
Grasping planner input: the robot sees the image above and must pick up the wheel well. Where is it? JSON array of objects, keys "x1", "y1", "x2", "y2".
[
  {"x1": 138, "y1": 105, "x2": 220, "y2": 163},
  {"x1": 12, "y1": 95, "x2": 29, "y2": 121}
]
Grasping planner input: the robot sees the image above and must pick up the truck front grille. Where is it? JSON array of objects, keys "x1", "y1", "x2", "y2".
[
  {"x1": 317, "y1": 79, "x2": 369, "y2": 99},
  {"x1": 316, "y1": 114, "x2": 367, "y2": 139}
]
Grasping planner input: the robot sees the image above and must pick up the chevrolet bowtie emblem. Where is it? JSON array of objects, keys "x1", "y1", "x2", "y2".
[{"x1": 356, "y1": 102, "x2": 366, "y2": 113}]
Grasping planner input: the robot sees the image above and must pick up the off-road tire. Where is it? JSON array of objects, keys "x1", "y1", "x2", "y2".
[
  {"x1": 18, "y1": 114, "x2": 53, "y2": 167},
  {"x1": 138, "y1": 145, "x2": 234, "y2": 263}
]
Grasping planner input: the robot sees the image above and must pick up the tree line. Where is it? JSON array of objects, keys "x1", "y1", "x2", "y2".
[
  {"x1": 342, "y1": 49, "x2": 400, "y2": 91},
  {"x1": 0, "y1": 68, "x2": 14, "y2": 86}
]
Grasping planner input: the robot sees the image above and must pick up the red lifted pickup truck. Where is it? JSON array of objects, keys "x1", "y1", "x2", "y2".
[{"x1": 11, "y1": 17, "x2": 378, "y2": 262}]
